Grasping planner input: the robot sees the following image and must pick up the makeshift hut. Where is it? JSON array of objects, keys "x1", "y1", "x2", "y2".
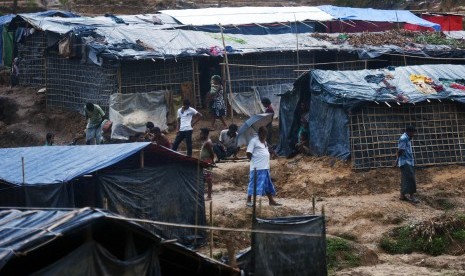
[
  {"x1": 8, "y1": 7, "x2": 459, "y2": 121},
  {"x1": 405, "y1": 13, "x2": 464, "y2": 32},
  {"x1": 0, "y1": 208, "x2": 238, "y2": 275},
  {"x1": 278, "y1": 64, "x2": 465, "y2": 169},
  {"x1": 0, "y1": 143, "x2": 209, "y2": 244},
  {"x1": 4, "y1": 11, "x2": 79, "y2": 85},
  {"x1": 318, "y1": 5, "x2": 441, "y2": 33}
]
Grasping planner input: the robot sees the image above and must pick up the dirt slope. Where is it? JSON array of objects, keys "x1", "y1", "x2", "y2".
[{"x1": 2, "y1": 84, "x2": 465, "y2": 275}]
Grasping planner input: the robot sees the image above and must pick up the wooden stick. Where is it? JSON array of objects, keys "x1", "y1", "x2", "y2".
[
  {"x1": 219, "y1": 24, "x2": 234, "y2": 123},
  {"x1": 312, "y1": 195, "x2": 315, "y2": 215},
  {"x1": 210, "y1": 201, "x2": 213, "y2": 258}
]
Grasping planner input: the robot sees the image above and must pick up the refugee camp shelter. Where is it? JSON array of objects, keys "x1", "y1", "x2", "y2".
[
  {"x1": 318, "y1": 5, "x2": 441, "y2": 33},
  {"x1": 7, "y1": 6, "x2": 446, "y2": 121},
  {"x1": 279, "y1": 64, "x2": 465, "y2": 169},
  {"x1": 0, "y1": 208, "x2": 238, "y2": 275},
  {"x1": 406, "y1": 13, "x2": 464, "y2": 31},
  {"x1": 0, "y1": 142, "x2": 209, "y2": 244},
  {"x1": 3, "y1": 11, "x2": 79, "y2": 84}
]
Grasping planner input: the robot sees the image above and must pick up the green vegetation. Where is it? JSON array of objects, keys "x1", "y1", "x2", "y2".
[
  {"x1": 327, "y1": 237, "x2": 361, "y2": 272},
  {"x1": 380, "y1": 213, "x2": 465, "y2": 256},
  {"x1": 210, "y1": 34, "x2": 247, "y2": 45},
  {"x1": 415, "y1": 32, "x2": 465, "y2": 48}
]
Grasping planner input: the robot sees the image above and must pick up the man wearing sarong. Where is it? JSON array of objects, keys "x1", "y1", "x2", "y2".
[
  {"x1": 397, "y1": 125, "x2": 419, "y2": 204},
  {"x1": 246, "y1": 126, "x2": 281, "y2": 207}
]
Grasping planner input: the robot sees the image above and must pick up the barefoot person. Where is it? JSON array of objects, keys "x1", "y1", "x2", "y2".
[
  {"x1": 84, "y1": 102, "x2": 105, "y2": 145},
  {"x1": 246, "y1": 126, "x2": 281, "y2": 207},
  {"x1": 397, "y1": 125, "x2": 419, "y2": 204},
  {"x1": 200, "y1": 128, "x2": 215, "y2": 200},
  {"x1": 209, "y1": 75, "x2": 227, "y2": 130}
]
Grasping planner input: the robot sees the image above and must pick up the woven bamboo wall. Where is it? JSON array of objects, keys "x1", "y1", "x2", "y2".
[{"x1": 350, "y1": 101, "x2": 465, "y2": 169}]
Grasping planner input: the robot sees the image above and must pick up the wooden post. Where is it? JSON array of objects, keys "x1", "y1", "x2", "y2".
[
  {"x1": 21, "y1": 157, "x2": 25, "y2": 184},
  {"x1": 220, "y1": 24, "x2": 234, "y2": 123},
  {"x1": 140, "y1": 150, "x2": 144, "y2": 168},
  {"x1": 294, "y1": 15, "x2": 300, "y2": 73},
  {"x1": 250, "y1": 168, "x2": 257, "y2": 275},
  {"x1": 321, "y1": 205, "x2": 325, "y2": 216},
  {"x1": 210, "y1": 201, "x2": 213, "y2": 258},
  {"x1": 117, "y1": 66, "x2": 122, "y2": 94},
  {"x1": 312, "y1": 195, "x2": 316, "y2": 215}
]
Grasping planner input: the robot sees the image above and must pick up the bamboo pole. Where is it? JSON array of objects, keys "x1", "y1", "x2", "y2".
[
  {"x1": 21, "y1": 157, "x2": 25, "y2": 184},
  {"x1": 312, "y1": 195, "x2": 316, "y2": 215},
  {"x1": 294, "y1": 15, "x2": 300, "y2": 73},
  {"x1": 210, "y1": 201, "x2": 213, "y2": 258},
  {"x1": 219, "y1": 24, "x2": 234, "y2": 123}
]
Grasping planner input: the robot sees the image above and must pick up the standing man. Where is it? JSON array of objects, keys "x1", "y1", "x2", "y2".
[
  {"x1": 84, "y1": 102, "x2": 105, "y2": 145},
  {"x1": 172, "y1": 99, "x2": 203, "y2": 157},
  {"x1": 397, "y1": 125, "x2": 419, "y2": 204},
  {"x1": 44, "y1": 133, "x2": 55, "y2": 146},
  {"x1": 261, "y1": 97, "x2": 274, "y2": 145},
  {"x1": 200, "y1": 128, "x2": 215, "y2": 200},
  {"x1": 246, "y1": 126, "x2": 281, "y2": 207},
  {"x1": 10, "y1": 58, "x2": 19, "y2": 87}
]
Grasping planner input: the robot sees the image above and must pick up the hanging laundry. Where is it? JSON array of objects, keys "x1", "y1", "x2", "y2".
[
  {"x1": 439, "y1": 78, "x2": 465, "y2": 91},
  {"x1": 410, "y1": 74, "x2": 443, "y2": 94}
]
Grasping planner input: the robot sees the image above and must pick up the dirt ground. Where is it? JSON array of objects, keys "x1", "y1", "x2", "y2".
[{"x1": 2, "y1": 84, "x2": 465, "y2": 275}]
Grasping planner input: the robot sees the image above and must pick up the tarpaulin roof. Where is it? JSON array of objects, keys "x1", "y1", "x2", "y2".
[
  {"x1": 9, "y1": 13, "x2": 178, "y2": 34},
  {"x1": 318, "y1": 5, "x2": 441, "y2": 31},
  {"x1": 0, "y1": 142, "x2": 206, "y2": 186},
  {"x1": 0, "y1": 208, "x2": 237, "y2": 274},
  {"x1": 0, "y1": 14, "x2": 14, "y2": 26},
  {"x1": 310, "y1": 64, "x2": 465, "y2": 108},
  {"x1": 159, "y1": 7, "x2": 334, "y2": 26}
]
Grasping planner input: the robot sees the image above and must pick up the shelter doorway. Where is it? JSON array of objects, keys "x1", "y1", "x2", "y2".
[{"x1": 198, "y1": 57, "x2": 222, "y2": 108}]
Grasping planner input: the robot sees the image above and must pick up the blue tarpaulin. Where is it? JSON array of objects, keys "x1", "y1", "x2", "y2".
[
  {"x1": 319, "y1": 5, "x2": 441, "y2": 31},
  {"x1": 0, "y1": 142, "x2": 150, "y2": 185},
  {"x1": 279, "y1": 64, "x2": 465, "y2": 158}
]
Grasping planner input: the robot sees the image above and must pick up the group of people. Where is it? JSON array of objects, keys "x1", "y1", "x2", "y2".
[{"x1": 45, "y1": 95, "x2": 417, "y2": 208}]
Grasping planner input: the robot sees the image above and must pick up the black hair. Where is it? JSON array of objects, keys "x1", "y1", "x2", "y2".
[
  {"x1": 153, "y1": 127, "x2": 161, "y2": 133},
  {"x1": 228, "y1": 124, "x2": 238, "y2": 132},
  {"x1": 183, "y1": 99, "x2": 190, "y2": 106},
  {"x1": 261, "y1": 98, "x2": 271, "y2": 106},
  {"x1": 406, "y1": 125, "x2": 416, "y2": 132},
  {"x1": 200, "y1": 128, "x2": 210, "y2": 135},
  {"x1": 146, "y1": 121, "x2": 155, "y2": 129},
  {"x1": 85, "y1": 103, "x2": 94, "y2": 111},
  {"x1": 46, "y1": 132, "x2": 54, "y2": 140}
]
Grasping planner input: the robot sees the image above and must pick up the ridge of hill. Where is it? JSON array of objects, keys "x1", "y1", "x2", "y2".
[{"x1": 1, "y1": 0, "x2": 464, "y2": 15}]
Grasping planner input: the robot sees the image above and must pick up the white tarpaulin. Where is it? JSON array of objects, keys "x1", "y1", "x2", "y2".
[
  {"x1": 159, "y1": 7, "x2": 334, "y2": 26},
  {"x1": 110, "y1": 91, "x2": 169, "y2": 140}
]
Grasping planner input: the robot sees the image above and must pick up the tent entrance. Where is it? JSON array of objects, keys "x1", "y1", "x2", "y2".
[{"x1": 350, "y1": 101, "x2": 465, "y2": 169}]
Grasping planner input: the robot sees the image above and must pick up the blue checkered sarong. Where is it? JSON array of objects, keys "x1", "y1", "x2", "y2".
[{"x1": 247, "y1": 169, "x2": 276, "y2": 196}]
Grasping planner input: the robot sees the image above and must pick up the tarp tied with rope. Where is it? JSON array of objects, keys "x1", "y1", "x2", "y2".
[{"x1": 0, "y1": 144, "x2": 208, "y2": 245}]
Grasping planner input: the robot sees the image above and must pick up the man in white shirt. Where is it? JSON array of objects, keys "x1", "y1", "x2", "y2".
[
  {"x1": 213, "y1": 124, "x2": 240, "y2": 162},
  {"x1": 246, "y1": 126, "x2": 281, "y2": 207},
  {"x1": 172, "y1": 99, "x2": 203, "y2": 157}
]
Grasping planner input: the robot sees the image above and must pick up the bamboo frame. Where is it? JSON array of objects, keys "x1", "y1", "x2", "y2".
[{"x1": 350, "y1": 101, "x2": 465, "y2": 169}]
